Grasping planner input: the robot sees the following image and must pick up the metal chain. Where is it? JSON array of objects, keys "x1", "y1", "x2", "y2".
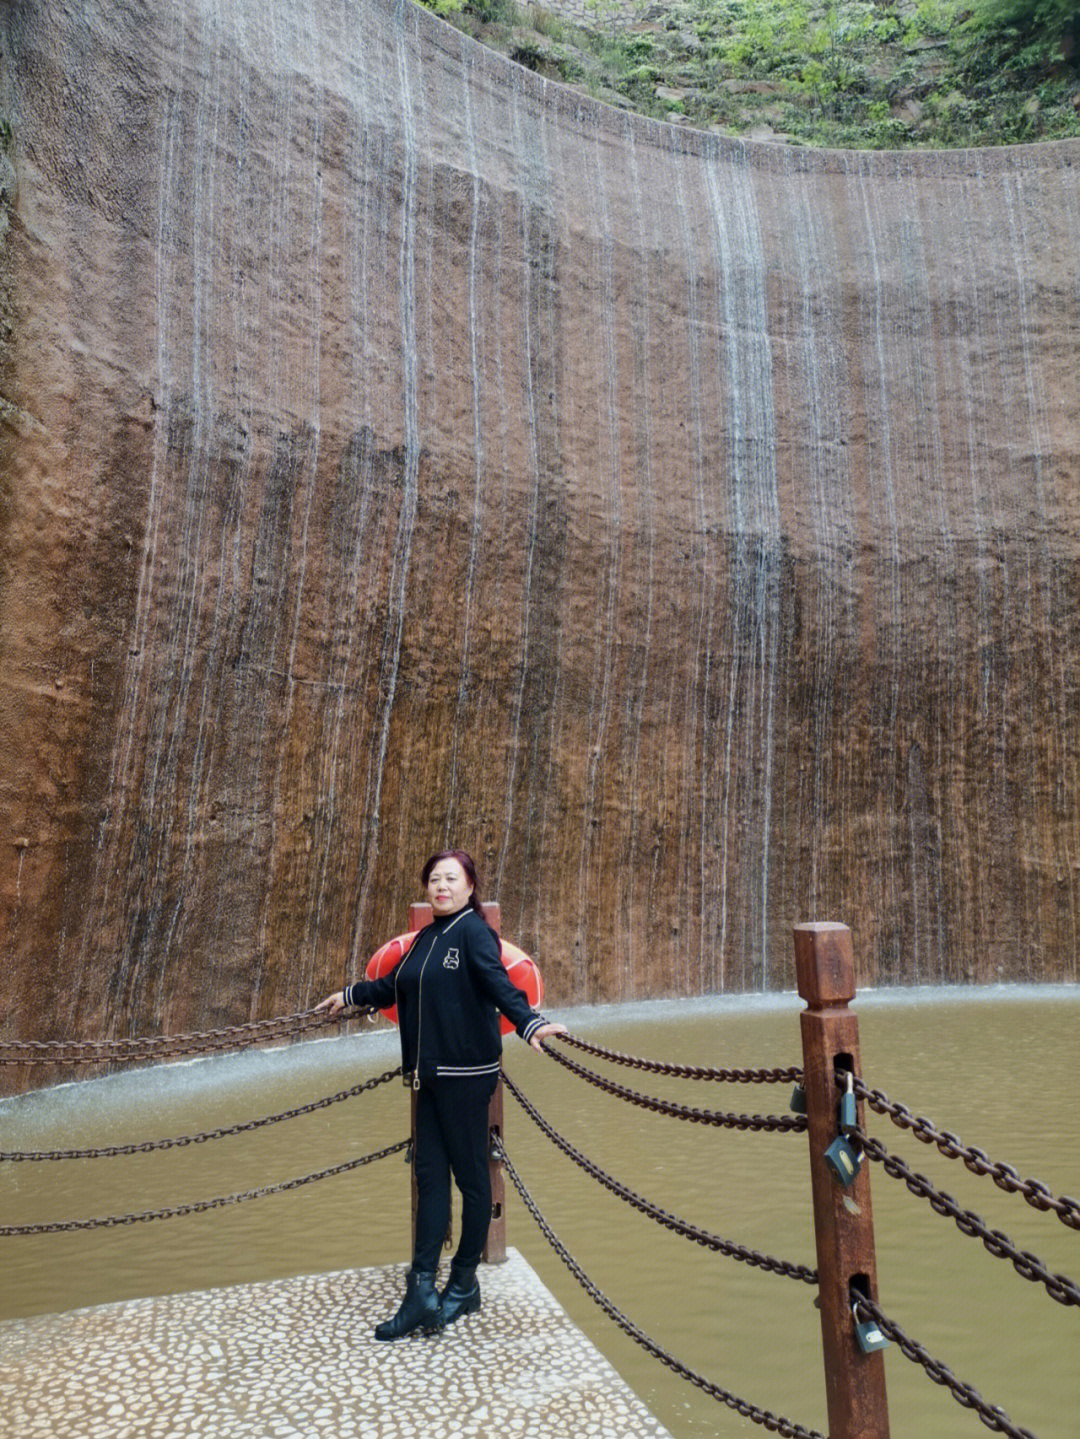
[
  {"x1": 1, "y1": 1067, "x2": 402, "y2": 1162},
  {"x1": 540, "y1": 1040, "x2": 807, "y2": 1134},
  {"x1": 0, "y1": 1009, "x2": 358, "y2": 1066},
  {"x1": 850, "y1": 1293, "x2": 1038, "y2": 1439},
  {"x1": 0, "y1": 1138, "x2": 409, "y2": 1235},
  {"x1": 859, "y1": 1130, "x2": 1080, "y2": 1307},
  {"x1": 852, "y1": 1077, "x2": 1080, "y2": 1232},
  {"x1": 497, "y1": 1139, "x2": 825, "y2": 1439},
  {"x1": 503, "y1": 1072, "x2": 818, "y2": 1285},
  {"x1": 555, "y1": 1033, "x2": 802, "y2": 1085}
]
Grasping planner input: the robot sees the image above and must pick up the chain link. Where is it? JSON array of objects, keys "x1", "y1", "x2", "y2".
[
  {"x1": 541, "y1": 1040, "x2": 806, "y2": 1133},
  {"x1": 497, "y1": 1139, "x2": 825, "y2": 1438},
  {"x1": 859, "y1": 1130, "x2": 1080, "y2": 1307},
  {"x1": 555, "y1": 1033, "x2": 802, "y2": 1085},
  {"x1": 0, "y1": 1138, "x2": 409, "y2": 1235},
  {"x1": 852, "y1": 1077, "x2": 1080, "y2": 1232},
  {"x1": 850, "y1": 1293, "x2": 1038, "y2": 1439},
  {"x1": 503, "y1": 1072, "x2": 818, "y2": 1284},
  {"x1": 1, "y1": 1068, "x2": 402, "y2": 1162},
  {"x1": 0, "y1": 1009, "x2": 358, "y2": 1066}
]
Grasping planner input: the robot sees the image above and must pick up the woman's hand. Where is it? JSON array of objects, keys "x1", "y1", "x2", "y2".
[
  {"x1": 314, "y1": 991, "x2": 348, "y2": 1016},
  {"x1": 528, "y1": 1021, "x2": 568, "y2": 1052}
]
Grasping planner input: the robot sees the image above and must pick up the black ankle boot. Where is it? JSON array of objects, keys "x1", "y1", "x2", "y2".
[
  {"x1": 436, "y1": 1267, "x2": 481, "y2": 1330},
  {"x1": 374, "y1": 1269, "x2": 439, "y2": 1341}
]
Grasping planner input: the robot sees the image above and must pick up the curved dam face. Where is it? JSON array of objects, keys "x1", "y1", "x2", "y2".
[{"x1": 1, "y1": 0, "x2": 1079, "y2": 1062}]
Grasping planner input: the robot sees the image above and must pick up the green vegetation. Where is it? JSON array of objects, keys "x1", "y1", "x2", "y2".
[{"x1": 426, "y1": 0, "x2": 1080, "y2": 147}]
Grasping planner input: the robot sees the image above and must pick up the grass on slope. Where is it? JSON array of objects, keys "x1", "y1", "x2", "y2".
[{"x1": 426, "y1": 0, "x2": 1080, "y2": 148}]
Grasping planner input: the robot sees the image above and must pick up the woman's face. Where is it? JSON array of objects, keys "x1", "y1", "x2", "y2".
[{"x1": 426, "y1": 858, "x2": 474, "y2": 916}]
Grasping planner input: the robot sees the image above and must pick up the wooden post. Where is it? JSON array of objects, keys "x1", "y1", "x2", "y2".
[
  {"x1": 408, "y1": 901, "x2": 430, "y2": 1263},
  {"x1": 794, "y1": 922, "x2": 890, "y2": 1439},
  {"x1": 406, "y1": 900, "x2": 507, "y2": 1267},
  {"x1": 479, "y1": 901, "x2": 507, "y2": 1264}
]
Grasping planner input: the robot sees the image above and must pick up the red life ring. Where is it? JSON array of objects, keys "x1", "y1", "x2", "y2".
[{"x1": 364, "y1": 930, "x2": 544, "y2": 1035}]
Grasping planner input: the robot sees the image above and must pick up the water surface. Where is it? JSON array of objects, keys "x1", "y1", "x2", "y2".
[{"x1": 2, "y1": 988, "x2": 1077, "y2": 1438}]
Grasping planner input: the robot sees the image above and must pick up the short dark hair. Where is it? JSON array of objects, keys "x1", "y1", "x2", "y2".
[{"x1": 421, "y1": 849, "x2": 485, "y2": 918}]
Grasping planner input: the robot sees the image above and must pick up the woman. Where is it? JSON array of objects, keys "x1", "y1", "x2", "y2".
[{"x1": 316, "y1": 849, "x2": 566, "y2": 1340}]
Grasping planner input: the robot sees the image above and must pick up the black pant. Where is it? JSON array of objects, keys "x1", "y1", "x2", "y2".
[{"x1": 412, "y1": 1072, "x2": 499, "y2": 1274}]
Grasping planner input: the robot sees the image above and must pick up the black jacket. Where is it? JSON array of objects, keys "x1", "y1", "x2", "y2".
[{"x1": 344, "y1": 906, "x2": 547, "y2": 1082}]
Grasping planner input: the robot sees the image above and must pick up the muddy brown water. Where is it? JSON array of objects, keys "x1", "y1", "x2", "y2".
[{"x1": 2, "y1": 988, "x2": 1077, "y2": 1438}]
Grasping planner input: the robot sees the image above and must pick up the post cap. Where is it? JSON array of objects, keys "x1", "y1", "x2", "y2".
[
  {"x1": 409, "y1": 902, "x2": 433, "y2": 931},
  {"x1": 793, "y1": 922, "x2": 855, "y2": 1007}
]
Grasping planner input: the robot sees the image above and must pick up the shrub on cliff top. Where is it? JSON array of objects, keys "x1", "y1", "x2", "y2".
[
  {"x1": 421, "y1": 0, "x2": 1080, "y2": 147},
  {"x1": 967, "y1": 0, "x2": 1080, "y2": 66}
]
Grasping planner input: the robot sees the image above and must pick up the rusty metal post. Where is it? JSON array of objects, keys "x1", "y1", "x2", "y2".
[
  {"x1": 405, "y1": 900, "x2": 507, "y2": 1266},
  {"x1": 795, "y1": 922, "x2": 890, "y2": 1439}
]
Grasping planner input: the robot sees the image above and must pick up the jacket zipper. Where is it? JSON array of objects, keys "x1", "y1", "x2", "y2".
[{"x1": 407, "y1": 909, "x2": 468, "y2": 1090}]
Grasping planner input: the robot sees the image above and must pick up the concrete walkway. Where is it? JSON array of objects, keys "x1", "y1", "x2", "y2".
[{"x1": 0, "y1": 1249, "x2": 673, "y2": 1439}]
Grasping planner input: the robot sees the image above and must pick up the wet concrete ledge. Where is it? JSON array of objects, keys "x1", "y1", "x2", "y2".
[{"x1": 0, "y1": 1248, "x2": 673, "y2": 1438}]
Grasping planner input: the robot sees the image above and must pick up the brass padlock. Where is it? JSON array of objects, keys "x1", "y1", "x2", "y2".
[
  {"x1": 824, "y1": 1134, "x2": 862, "y2": 1185},
  {"x1": 839, "y1": 1071, "x2": 857, "y2": 1134},
  {"x1": 790, "y1": 1083, "x2": 807, "y2": 1115}
]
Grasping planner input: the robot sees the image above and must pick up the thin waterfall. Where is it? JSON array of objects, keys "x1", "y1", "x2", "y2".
[
  {"x1": 353, "y1": 0, "x2": 424, "y2": 934},
  {"x1": 704, "y1": 146, "x2": 781, "y2": 988},
  {"x1": 445, "y1": 41, "x2": 487, "y2": 836}
]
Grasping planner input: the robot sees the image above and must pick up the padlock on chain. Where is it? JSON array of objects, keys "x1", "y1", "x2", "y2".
[
  {"x1": 790, "y1": 1083, "x2": 807, "y2": 1115},
  {"x1": 823, "y1": 1132, "x2": 863, "y2": 1185},
  {"x1": 852, "y1": 1301, "x2": 890, "y2": 1354},
  {"x1": 839, "y1": 1070, "x2": 858, "y2": 1134}
]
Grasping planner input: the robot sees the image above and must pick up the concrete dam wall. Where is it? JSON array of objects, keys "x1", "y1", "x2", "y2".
[{"x1": 1, "y1": 0, "x2": 1079, "y2": 1067}]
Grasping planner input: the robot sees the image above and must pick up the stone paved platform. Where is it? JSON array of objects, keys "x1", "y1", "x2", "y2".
[{"x1": 0, "y1": 1249, "x2": 673, "y2": 1438}]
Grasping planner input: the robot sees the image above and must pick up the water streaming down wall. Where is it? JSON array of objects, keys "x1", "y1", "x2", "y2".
[{"x1": 1, "y1": 0, "x2": 1079, "y2": 1076}]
